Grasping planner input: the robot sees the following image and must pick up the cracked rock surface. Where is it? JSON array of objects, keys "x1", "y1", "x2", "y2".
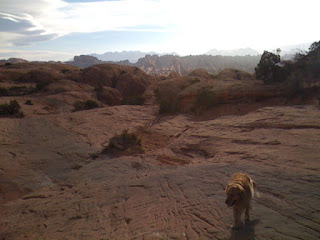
[{"x1": 0, "y1": 105, "x2": 319, "y2": 240}]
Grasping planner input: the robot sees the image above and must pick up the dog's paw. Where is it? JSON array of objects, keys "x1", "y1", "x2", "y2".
[{"x1": 231, "y1": 224, "x2": 241, "y2": 230}]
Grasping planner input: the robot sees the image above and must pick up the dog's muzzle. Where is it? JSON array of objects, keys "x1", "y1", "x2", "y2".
[{"x1": 225, "y1": 199, "x2": 236, "y2": 207}]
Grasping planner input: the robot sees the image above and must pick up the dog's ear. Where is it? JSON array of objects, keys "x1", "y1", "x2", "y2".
[
  {"x1": 252, "y1": 180, "x2": 257, "y2": 190},
  {"x1": 235, "y1": 184, "x2": 244, "y2": 193},
  {"x1": 235, "y1": 184, "x2": 245, "y2": 200}
]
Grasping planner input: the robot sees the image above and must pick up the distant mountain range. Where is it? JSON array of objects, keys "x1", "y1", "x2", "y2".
[
  {"x1": 2, "y1": 42, "x2": 314, "y2": 75},
  {"x1": 90, "y1": 49, "x2": 259, "y2": 63},
  {"x1": 206, "y1": 48, "x2": 260, "y2": 56},
  {"x1": 83, "y1": 43, "x2": 313, "y2": 63},
  {"x1": 90, "y1": 51, "x2": 178, "y2": 63},
  {"x1": 206, "y1": 44, "x2": 312, "y2": 58}
]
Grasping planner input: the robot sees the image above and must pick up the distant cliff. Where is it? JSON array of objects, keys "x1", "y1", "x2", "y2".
[
  {"x1": 65, "y1": 54, "x2": 260, "y2": 75},
  {"x1": 65, "y1": 55, "x2": 102, "y2": 68},
  {"x1": 135, "y1": 54, "x2": 261, "y2": 75},
  {"x1": 90, "y1": 51, "x2": 178, "y2": 63},
  {"x1": 0, "y1": 58, "x2": 28, "y2": 64}
]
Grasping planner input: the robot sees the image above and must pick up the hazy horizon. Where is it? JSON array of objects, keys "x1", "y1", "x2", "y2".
[{"x1": 1, "y1": 0, "x2": 319, "y2": 61}]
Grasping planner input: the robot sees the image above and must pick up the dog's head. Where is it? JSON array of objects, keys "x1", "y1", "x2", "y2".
[{"x1": 225, "y1": 183, "x2": 244, "y2": 207}]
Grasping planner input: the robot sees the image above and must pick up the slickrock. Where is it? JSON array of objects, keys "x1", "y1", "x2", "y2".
[{"x1": 0, "y1": 105, "x2": 319, "y2": 240}]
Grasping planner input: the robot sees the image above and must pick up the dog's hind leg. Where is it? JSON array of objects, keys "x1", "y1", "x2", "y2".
[{"x1": 245, "y1": 207, "x2": 250, "y2": 223}]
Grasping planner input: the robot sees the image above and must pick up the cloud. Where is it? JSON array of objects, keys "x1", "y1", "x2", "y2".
[
  {"x1": 0, "y1": 49, "x2": 75, "y2": 61},
  {"x1": 0, "y1": 11, "x2": 60, "y2": 46},
  {"x1": 0, "y1": 0, "x2": 319, "y2": 53},
  {"x1": 0, "y1": 13, "x2": 44, "y2": 35},
  {"x1": 11, "y1": 33, "x2": 60, "y2": 47},
  {"x1": 0, "y1": 0, "x2": 173, "y2": 47}
]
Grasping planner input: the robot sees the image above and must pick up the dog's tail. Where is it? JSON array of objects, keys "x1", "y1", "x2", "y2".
[{"x1": 251, "y1": 179, "x2": 260, "y2": 198}]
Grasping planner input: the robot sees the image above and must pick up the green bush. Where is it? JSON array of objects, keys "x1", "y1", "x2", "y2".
[
  {"x1": 25, "y1": 100, "x2": 33, "y2": 105},
  {"x1": 73, "y1": 100, "x2": 100, "y2": 112},
  {"x1": 0, "y1": 100, "x2": 24, "y2": 118}
]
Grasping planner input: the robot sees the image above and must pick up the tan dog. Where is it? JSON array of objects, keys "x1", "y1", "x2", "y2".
[{"x1": 225, "y1": 172, "x2": 257, "y2": 229}]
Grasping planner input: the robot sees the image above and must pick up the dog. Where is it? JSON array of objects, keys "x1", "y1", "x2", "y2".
[{"x1": 225, "y1": 172, "x2": 257, "y2": 229}]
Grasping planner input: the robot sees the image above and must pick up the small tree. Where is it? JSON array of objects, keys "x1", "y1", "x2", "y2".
[
  {"x1": 306, "y1": 41, "x2": 320, "y2": 78},
  {"x1": 290, "y1": 41, "x2": 320, "y2": 80},
  {"x1": 309, "y1": 41, "x2": 320, "y2": 52},
  {"x1": 255, "y1": 50, "x2": 288, "y2": 84}
]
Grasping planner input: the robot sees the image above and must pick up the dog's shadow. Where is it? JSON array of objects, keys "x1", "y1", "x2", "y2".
[{"x1": 229, "y1": 219, "x2": 260, "y2": 240}]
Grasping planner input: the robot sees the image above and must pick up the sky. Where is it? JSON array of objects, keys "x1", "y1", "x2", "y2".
[{"x1": 0, "y1": 0, "x2": 319, "y2": 61}]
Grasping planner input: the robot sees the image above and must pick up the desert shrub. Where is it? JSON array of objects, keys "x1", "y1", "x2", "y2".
[
  {"x1": 28, "y1": 81, "x2": 50, "y2": 94},
  {"x1": 35, "y1": 81, "x2": 50, "y2": 91},
  {"x1": 7, "y1": 86, "x2": 28, "y2": 96},
  {"x1": 0, "y1": 87, "x2": 9, "y2": 96},
  {"x1": 0, "y1": 100, "x2": 24, "y2": 118},
  {"x1": 101, "y1": 129, "x2": 143, "y2": 155},
  {"x1": 61, "y1": 69, "x2": 70, "y2": 74},
  {"x1": 189, "y1": 77, "x2": 201, "y2": 84},
  {"x1": 286, "y1": 71, "x2": 304, "y2": 90},
  {"x1": 159, "y1": 99, "x2": 181, "y2": 114},
  {"x1": 121, "y1": 95, "x2": 145, "y2": 105},
  {"x1": 192, "y1": 87, "x2": 216, "y2": 114},
  {"x1": 9, "y1": 86, "x2": 26, "y2": 91},
  {"x1": 73, "y1": 100, "x2": 100, "y2": 112},
  {"x1": 94, "y1": 86, "x2": 103, "y2": 92},
  {"x1": 155, "y1": 88, "x2": 181, "y2": 114},
  {"x1": 25, "y1": 100, "x2": 33, "y2": 105}
]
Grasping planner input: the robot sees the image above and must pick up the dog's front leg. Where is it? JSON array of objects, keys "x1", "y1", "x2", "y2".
[{"x1": 232, "y1": 207, "x2": 241, "y2": 229}]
